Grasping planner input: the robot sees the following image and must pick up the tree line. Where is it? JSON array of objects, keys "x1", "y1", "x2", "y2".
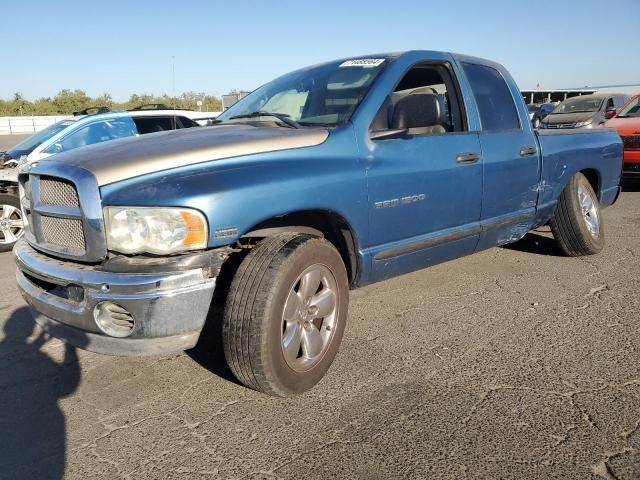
[{"x1": 0, "y1": 90, "x2": 223, "y2": 116}]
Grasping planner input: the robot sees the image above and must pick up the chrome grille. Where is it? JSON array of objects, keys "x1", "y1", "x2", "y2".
[
  {"x1": 19, "y1": 169, "x2": 106, "y2": 262},
  {"x1": 39, "y1": 176, "x2": 80, "y2": 207},
  {"x1": 23, "y1": 177, "x2": 31, "y2": 203},
  {"x1": 621, "y1": 135, "x2": 640, "y2": 149},
  {"x1": 40, "y1": 216, "x2": 86, "y2": 252}
]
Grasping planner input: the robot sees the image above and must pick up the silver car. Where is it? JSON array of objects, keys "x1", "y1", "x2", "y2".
[{"x1": 541, "y1": 93, "x2": 629, "y2": 129}]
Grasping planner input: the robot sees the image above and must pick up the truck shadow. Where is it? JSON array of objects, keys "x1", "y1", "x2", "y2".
[
  {"x1": 621, "y1": 178, "x2": 640, "y2": 193},
  {"x1": 0, "y1": 306, "x2": 86, "y2": 480},
  {"x1": 501, "y1": 231, "x2": 562, "y2": 256},
  {"x1": 187, "y1": 251, "x2": 245, "y2": 386}
]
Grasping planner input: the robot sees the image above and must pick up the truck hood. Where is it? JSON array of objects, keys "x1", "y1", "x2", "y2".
[
  {"x1": 604, "y1": 117, "x2": 640, "y2": 136},
  {"x1": 543, "y1": 112, "x2": 597, "y2": 125},
  {"x1": 47, "y1": 124, "x2": 329, "y2": 186}
]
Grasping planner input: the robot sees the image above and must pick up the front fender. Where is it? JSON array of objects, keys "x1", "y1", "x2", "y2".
[{"x1": 100, "y1": 126, "x2": 369, "y2": 250}]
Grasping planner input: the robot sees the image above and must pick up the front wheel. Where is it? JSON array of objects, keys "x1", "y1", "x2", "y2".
[
  {"x1": 0, "y1": 194, "x2": 25, "y2": 252},
  {"x1": 550, "y1": 172, "x2": 604, "y2": 256},
  {"x1": 222, "y1": 233, "x2": 349, "y2": 396}
]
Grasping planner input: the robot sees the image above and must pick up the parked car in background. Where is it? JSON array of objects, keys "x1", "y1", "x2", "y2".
[
  {"x1": 605, "y1": 95, "x2": 640, "y2": 176},
  {"x1": 14, "y1": 51, "x2": 622, "y2": 396},
  {"x1": 527, "y1": 103, "x2": 555, "y2": 128},
  {"x1": 0, "y1": 108, "x2": 203, "y2": 251},
  {"x1": 540, "y1": 93, "x2": 629, "y2": 129}
]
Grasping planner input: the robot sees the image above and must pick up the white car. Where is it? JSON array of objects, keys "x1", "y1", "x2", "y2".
[{"x1": 0, "y1": 107, "x2": 211, "y2": 250}]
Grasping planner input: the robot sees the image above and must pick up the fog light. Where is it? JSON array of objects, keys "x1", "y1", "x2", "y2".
[{"x1": 94, "y1": 302, "x2": 135, "y2": 338}]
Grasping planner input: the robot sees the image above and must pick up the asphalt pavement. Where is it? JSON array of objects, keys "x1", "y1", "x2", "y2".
[{"x1": 0, "y1": 134, "x2": 639, "y2": 479}]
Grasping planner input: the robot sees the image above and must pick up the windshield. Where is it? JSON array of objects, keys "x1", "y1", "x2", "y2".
[
  {"x1": 43, "y1": 116, "x2": 138, "y2": 155},
  {"x1": 527, "y1": 104, "x2": 540, "y2": 112},
  {"x1": 216, "y1": 58, "x2": 389, "y2": 127},
  {"x1": 7, "y1": 120, "x2": 75, "y2": 156},
  {"x1": 617, "y1": 96, "x2": 640, "y2": 118},
  {"x1": 551, "y1": 96, "x2": 604, "y2": 115}
]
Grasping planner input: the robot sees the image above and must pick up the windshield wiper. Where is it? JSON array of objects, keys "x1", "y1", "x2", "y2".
[{"x1": 229, "y1": 111, "x2": 300, "y2": 129}]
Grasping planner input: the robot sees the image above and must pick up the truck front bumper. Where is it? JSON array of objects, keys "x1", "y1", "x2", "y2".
[{"x1": 15, "y1": 240, "x2": 218, "y2": 356}]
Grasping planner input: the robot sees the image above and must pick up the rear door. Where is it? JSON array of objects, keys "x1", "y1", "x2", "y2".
[{"x1": 460, "y1": 62, "x2": 540, "y2": 250}]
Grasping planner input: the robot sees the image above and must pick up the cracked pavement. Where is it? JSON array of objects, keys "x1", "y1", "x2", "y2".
[{"x1": 0, "y1": 137, "x2": 639, "y2": 479}]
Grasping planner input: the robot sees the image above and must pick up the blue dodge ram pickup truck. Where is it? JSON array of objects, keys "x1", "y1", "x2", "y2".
[{"x1": 15, "y1": 51, "x2": 622, "y2": 396}]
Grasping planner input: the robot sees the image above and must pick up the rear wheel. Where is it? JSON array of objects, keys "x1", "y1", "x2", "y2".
[
  {"x1": 222, "y1": 233, "x2": 349, "y2": 396},
  {"x1": 0, "y1": 194, "x2": 24, "y2": 252},
  {"x1": 550, "y1": 172, "x2": 604, "y2": 256}
]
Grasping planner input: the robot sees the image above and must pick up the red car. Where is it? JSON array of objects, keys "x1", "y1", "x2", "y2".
[{"x1": 605, "y1": 95, "x2": 640, "y2": 176}]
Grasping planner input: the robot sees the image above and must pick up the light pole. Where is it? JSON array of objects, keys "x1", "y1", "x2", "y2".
[{"x1": 172, "y1": 56, "x2": 176, "y2": 95}]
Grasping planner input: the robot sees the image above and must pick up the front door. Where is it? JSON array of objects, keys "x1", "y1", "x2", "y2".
[{"x1": 365, "y1": 62, "x2": 483, "y2": 282}]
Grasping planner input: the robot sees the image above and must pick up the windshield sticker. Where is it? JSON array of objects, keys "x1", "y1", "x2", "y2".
[{"x1": 339, "y1": 59, "x2": 385, "y2": 68}]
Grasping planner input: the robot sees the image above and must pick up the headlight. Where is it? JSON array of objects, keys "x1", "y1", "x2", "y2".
[
  {"x1": 104, "y1": 206, "x2": 208, "y2": 254},
  {"x1": 575, "y1": 118, "x2": 593, "y2": 128}
]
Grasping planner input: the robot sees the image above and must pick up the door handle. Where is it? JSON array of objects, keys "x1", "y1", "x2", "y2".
[
  {"x1": 456, "y1": 152, "x2": 480, "y2": 164},
  {"x1": 520, "y1": 146, "x2": 537, "y2": 157}
]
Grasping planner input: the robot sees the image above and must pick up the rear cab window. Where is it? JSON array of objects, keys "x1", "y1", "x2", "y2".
[
  {"x1": 176, "y1": 116, "x2": 200, "y2": 129},
  {"x1": 132, "y1": 116, "x2": 175, "y2": 134},
  {"x1": 461, "y1": 62, "x2": 521, "y2": 131}
]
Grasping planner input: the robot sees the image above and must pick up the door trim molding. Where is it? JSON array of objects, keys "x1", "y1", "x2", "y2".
[{"x1": 373, "y1": 212, "x2": 531, "y2": 261}]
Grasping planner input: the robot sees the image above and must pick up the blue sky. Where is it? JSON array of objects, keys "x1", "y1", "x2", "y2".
[{"x1": 2, "y1": 0, "x2": 639, "y2": 100}]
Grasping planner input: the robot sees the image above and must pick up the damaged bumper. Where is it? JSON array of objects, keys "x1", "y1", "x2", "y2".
[{"x1": 14, "y1": 239, "x2": 220, "y2": 356}]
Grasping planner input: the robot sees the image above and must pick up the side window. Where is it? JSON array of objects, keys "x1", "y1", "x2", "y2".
[
  {"x1": 176, "y1": 116, "x2": 200, "y2": 129},
  {"x1": 45, "y1": 118, "x2": 137, "y2": 154},
  {"x1": 462, "y1": 63, "x2": 520, "y2": 131},
  {"x1": 371, "y1": 62, "x2": 466, "y2": 135},
  {"x1": 133, "y1": 116, "x2": 174, "y2": 134}
]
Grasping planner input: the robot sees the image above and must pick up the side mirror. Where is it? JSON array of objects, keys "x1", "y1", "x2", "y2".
[{"x1": 604, "y1": 108, "x2": 616, "y2": 120}]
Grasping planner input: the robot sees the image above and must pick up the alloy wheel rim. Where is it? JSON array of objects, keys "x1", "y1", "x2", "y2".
[
  {"x1": 0, "y1": 204, "x2": 24, "y2": 245},
  {"x1": 577, "y1": 183, "x2": 599, "y2": 239},
  {"x1": 281, "y1": 264, "x2": 338, "y2": 372}
]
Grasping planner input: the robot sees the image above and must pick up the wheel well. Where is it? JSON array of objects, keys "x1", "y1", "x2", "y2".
[
  {"x1": 0, "y1": 182, "x2": 18, "y2": 196},
  {"x1": 580, "y1": 169, "x2": 600, "y2": 199},
  {"x1": 242, "y1": 210, "x2": 359, "y2": 286}
]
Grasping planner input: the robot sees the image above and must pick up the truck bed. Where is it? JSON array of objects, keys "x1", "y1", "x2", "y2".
[{"x1": 534, "y1": 128, "x2": 622, "y2": 226}]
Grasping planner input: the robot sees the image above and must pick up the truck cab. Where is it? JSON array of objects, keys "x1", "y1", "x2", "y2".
[{"x1": 14, "y1": 51, "x2": 623, "y2": 396}]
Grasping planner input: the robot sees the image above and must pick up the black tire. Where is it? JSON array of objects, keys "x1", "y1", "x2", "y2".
[
  {"x1": 0, "y1": 194, "x2": 24, "y2": 252},
  {"x1": 222, "y1": 233, "x2": 349, "y2": 396},
  {"x1": 549, "y1": 172, "x2": 605, "y2": 256}
]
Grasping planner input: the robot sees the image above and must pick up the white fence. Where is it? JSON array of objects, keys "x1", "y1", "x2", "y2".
[{"x1": 0, "y1": 116, "x2": 73, "y2": 135}]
